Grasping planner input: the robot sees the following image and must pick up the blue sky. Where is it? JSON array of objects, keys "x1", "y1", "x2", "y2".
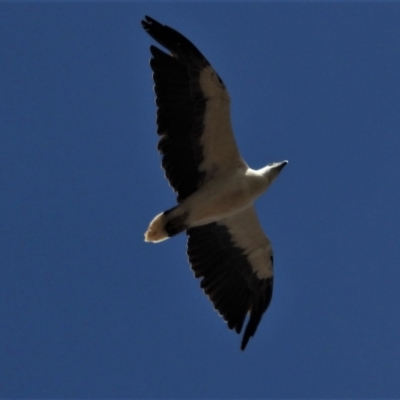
[{"x1": 1, "y1": 2, "x2": 400, "y2": 398}]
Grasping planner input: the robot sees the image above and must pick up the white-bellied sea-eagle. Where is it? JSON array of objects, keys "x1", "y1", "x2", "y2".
[{"x1": 142, "y1": 16, "x2": 288, "y2": 350}]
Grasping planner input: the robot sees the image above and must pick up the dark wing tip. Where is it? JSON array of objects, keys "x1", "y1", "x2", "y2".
[
  {"x1": 241, "y1": 313, "x2": 262, "y2": 351},
  {"x1": 141, "y1": 15, "x2": 209, "y2": 65},
  {"x1": 141, "y1": 15, "x2": 159, "y2": 32},
  {"x1": 240, "y1": 278, "x2": 273, "y2": 351}
]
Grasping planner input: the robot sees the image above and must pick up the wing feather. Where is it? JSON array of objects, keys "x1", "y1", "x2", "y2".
[
  {"x1": 142, "y1": 16, "x2": 246, "y2": 202},
  {"x1": 187, "y1": 207, "x2": 274, "y2": 350}
]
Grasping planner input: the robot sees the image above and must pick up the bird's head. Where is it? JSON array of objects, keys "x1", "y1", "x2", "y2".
[{"x1": 260, "y1": 160, "x2": 288, "y2": 185}]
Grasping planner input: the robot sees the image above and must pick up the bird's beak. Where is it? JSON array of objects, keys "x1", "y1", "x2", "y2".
[{"x1": 277, "y1": 160, "x2": 288, "y2": 171}]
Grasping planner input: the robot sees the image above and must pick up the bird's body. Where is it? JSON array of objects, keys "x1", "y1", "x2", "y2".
[
  {"x1": 142, "y1": 16, "x2": 287, "y2": 350},
  {"x1": 146, "y1": 164, "x2": 285, "y2": 243}
]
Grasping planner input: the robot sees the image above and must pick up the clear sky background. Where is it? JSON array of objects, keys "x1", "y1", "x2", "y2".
[{"x1": 1, "y1": 2, "x2": 400, "y2": 398}]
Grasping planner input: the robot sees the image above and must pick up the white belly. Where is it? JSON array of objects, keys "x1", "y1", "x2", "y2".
[{"x1": 183, "y1": 168, "x2": 268, "y2": 227}]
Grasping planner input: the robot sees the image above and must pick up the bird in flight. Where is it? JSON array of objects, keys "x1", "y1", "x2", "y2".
[{"x1": 142, "y1": 16, "x2": 288, "y2": 350}]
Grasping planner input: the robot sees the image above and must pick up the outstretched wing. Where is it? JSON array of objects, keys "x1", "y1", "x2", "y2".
[
  {"x1": 187, "y1": 206, "x2": 274, "y2": 350},
  {"x1": 142, "y1": 16, "x2": 247, "y2": 202}
]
